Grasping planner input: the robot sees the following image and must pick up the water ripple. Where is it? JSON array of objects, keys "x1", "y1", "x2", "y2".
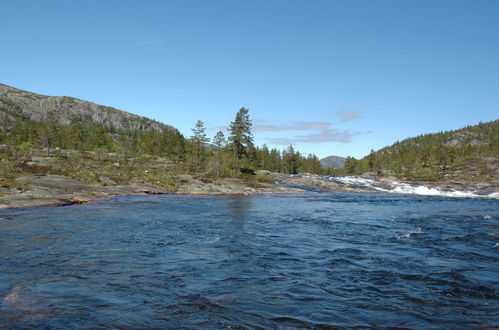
[{"x1": 0, "y1": 193, "x2": 498, "y2": 328}]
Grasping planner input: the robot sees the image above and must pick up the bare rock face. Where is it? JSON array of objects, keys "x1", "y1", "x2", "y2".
[
  {"x1": 0, "y1": 175, "x2": 169, "y2": 209},
  {"x1": 0, "y1": 83, "x2": 177, "y2": 133},
  {"x1": 99, "y1": 176, "x2": 117, "y2": 186}
]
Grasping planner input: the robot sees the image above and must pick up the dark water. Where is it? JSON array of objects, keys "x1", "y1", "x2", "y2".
[{"x1": 1, "y1": 192, "x2": 498, "y2": 329}]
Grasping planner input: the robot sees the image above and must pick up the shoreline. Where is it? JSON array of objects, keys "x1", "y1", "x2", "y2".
[
  {"x1": 1, "y1": 173, "x2": 497, "y2": 210},
  {"x1": 0, "y1": 174, "x2": 304, "y2": 210}
]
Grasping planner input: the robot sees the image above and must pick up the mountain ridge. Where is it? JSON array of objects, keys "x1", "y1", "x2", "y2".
[
  {"x1": 0, "y1": 83, "x2": 176, "y2": 133},
  {"x1": 320, "y1": 155, "x2": 346, "y2": 168}
]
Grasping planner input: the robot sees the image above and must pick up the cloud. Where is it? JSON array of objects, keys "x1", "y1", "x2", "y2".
[
  {"x1": 134, "y1": 39, "x2": 163, "y2": 47},
  {"x1": 208, "y1": 120, "x2": 365, "y2": 145},
  {"x1": 253, "y1": 121, "x2": 330, "y2": 133},
  {"x1": 254, "y1": 121, "x2": 361, "y2": 145},
  {"x1": 336, "y1": 110, "x2": 361, "y2": 121}
]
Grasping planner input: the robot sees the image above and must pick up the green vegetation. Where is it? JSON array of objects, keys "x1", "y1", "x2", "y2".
[
  {"x1": 334, "y1": 120, "x2": 499, "y2": 181},
  {"x1": 0, "y1": 106, "x2": 324, "y2": 191},
  {"x1": 4, "y1": 81, "x2": 493, "y2": 188}
]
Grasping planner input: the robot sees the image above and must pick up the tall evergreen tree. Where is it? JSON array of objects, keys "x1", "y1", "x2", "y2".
[
  {"x1": 228, "y1": 107, "x2": 253, "y2": 161},
  {"x1": 190, "y1": 120, "x2": 209, "y2": 166},
  {"x1": 283, "y1": 145, "x2": 300, "y2": 174}
]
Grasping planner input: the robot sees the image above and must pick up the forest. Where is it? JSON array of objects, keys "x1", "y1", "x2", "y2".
[
  {"x1": 0, "y1": 107, "x2": 324, "y2": 188},
  {"x1": 338, "y1": 120, "x2": 499, "y2": 181},
  {"x1": 1, "y1": 88, "x2": 497, "y2": 186}
]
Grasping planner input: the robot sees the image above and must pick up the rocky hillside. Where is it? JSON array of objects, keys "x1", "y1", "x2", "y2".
[
  {"x1": 355, "y1": 119, "x2": 499, "y2": 181},
  {"x1": 0, "y1": 83, "x2": 176, "y2": 132},
  {"x1": 320, "y1": 155, "x2": 346, "y2": 168}
]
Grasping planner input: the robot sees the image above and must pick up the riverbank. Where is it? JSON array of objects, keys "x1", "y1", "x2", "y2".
[
  {"x1": 0, "y1": 174, "x2": 303, "y2": 209},
  {"x1": 270, "y1": 173, "x2": 499, "y2": 198},
  {"x1": 2, "y1": 172, "x2": 498, "y2": 210}
]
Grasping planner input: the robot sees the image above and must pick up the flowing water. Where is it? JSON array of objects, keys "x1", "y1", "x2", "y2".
[
  {"x1": 294, "y1": 174, "x2": 499, "y2": 198},
  {"x1": 0, "y1": 191, "x2": 498, "y2": 328}
]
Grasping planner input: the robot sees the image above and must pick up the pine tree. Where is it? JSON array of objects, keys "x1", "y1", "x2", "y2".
[
  {"x1": 212, "y1": 131, "x2": 227, "y2": 148},
  {"x1": 228, "y1": 107, "x2": 253, "y2": 162},
  {"x1": 39, "y1": 110, "x2": 59, "y2": 155},
  {"x1": 344, "y1": 156, "x2": 358, "y2": 175},
  {"x1": 282, "y1": 145, "x2": 300, "y2": 174},
  {"x1": 190, "y1": 120, "x2": 209, "y2": 167}
]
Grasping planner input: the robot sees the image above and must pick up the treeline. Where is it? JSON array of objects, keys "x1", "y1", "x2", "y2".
[
  {"x1": 340, "y1": 120, "x2": 499, "y2": 181},
  {"x1": 0, "y1": 111, "x2": 186, "y2": 159},
  {"x1": 184, "y1": 108, "x2": 323, "y2": 175},
  {"x1": 0, "y1": 107, "x2": 325, "y2": 176}
]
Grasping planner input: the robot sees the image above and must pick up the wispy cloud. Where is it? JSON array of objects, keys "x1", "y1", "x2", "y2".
[
  {"x1": 134, "y1": 39, "x2": 163, "y2": 47},
  {"x1": 255, "y1": 121, "x2": 362, "y2": 145},
  {"x1": 336, "y1": 110, "x2": 361, "y2": 121},
  {"x1": 253, "y1": 121, "x2": 329, "y2": 133},
  {"x1": 209, "y1": 120, "x2": 366, "y2": 145}
]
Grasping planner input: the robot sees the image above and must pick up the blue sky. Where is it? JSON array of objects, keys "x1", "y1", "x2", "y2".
[{"x1": 1, "y1": 0, "x2": 498, "y2": 158}]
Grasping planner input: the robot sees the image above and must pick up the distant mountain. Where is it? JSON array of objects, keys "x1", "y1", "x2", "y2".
[
  {"x1": 355, "y1": 119, "x2": 499, "y2": 181},
  {"x1": 0, "y1": 83, "x2": 176, "y2": 133},
  {"x1": 320, "y1": 155, "x2": 346, "y2": 168}
]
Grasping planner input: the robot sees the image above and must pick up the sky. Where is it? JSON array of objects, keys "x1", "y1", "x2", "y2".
[{"x1": 1, "y1": 0, "x2": 498, "y2": 159}]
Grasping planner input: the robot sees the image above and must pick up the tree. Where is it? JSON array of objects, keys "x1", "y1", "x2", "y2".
[
  {"x1": 228, "y1": 107, "x2": 253, "y2": 161},
  {"x1": 190, "y1": 120, "x2": 209, "y2": 167},
  {"x1": 212, "y1": 131, "x2": 227, "y2": 148},
  {"x1": 344, "y1": 156, "x2": 358, "y2": 175},
  {"x1": 367, "y1": 149, "x2": 376, "y2": 171},
  {"x1": 0, "y1": 112, "x2": 13, "y2": 144},
  {"x1": 39, "y1": 110, "x2": 59, "y2": 155},
  {"x1": 283, "y1": 145, "x2": 300, "y2": 174}
]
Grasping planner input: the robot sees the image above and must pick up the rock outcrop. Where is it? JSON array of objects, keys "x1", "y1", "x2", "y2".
[
  {"x1": 0, "y1": 174, "x2": 303, "y2": 209},
  {"x1": 0, "y1": 175, "x2": 168, "y2": 209},
  {"x1": 0, "y1": 83, "x2": 176, "y2": 133}
]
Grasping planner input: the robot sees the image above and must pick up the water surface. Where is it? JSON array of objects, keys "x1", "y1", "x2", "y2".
[{"x1": 1, "y1": 192, "x2": 498, "y2": 328}]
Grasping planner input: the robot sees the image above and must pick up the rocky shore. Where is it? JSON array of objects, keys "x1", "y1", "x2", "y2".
[
  {"x1": 270, "y1": 173, "x2": 499, "y2": 197},
  {"x1": 0, "y1": 174, "x2": 303, "y2": 209},
  {"x1": 1, "y1": 172, "x2": 497, "y2": 210}
]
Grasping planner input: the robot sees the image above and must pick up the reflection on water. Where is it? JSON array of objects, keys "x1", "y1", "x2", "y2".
[{"x1": 0, "y1": 193, "x2": 498, "y2": 328}]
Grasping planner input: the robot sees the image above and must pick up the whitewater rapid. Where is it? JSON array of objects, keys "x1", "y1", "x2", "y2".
[{"x1": 299, "y1": 175, "x2": 499, "y2": 199}]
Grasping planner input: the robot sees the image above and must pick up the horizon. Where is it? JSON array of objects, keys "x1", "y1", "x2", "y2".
[
  {"x1": 1, "y1": 0, "x2": 498, "y2": 158},
  {"x1": 1, "y1": 81, "x2": 496, "y2": 161}
]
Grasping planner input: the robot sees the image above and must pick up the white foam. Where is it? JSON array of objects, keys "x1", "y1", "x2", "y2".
[
  {"x1": 390, "y1": 184, "x2": 480, "y2": 198},
  {"x1": 488, "y1": 192, "x2": 499, "y2": 199},
  {"x1": 399, "y1": 228, "x2": 423, "y2": 239},
  {"x1": 305, "y1": 174, "x2": 499, "y2": 199}
]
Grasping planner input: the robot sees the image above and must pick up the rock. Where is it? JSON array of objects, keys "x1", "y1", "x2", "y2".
[
  {"x1": 0, "y1": 175, "x2": 169, "y2": 209},
  {"x1": 99, "y1": 176, "x2": 117, "y2": 186},
  {"x1": 0, "y1": 83, "x2": 178, "y2": 133},
  {"x1": 177, "y1": 174, "x2": 194, "y2": 183},
  {"x1": 26, "y1": 157, "x2": 55, "y2": 167},
  {"x1": 16, "y1": 175, "x2": 91, "y2": 192},
  {"x1": 70, "y1": 196, "x2": 92, "y2": 204}
]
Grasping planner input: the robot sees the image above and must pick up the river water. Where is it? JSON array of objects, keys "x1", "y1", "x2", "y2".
[{"x1": 0, "y1": 191, "x2": 498, "y2": 328}]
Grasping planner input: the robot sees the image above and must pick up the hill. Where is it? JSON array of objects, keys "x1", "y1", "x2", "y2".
[
  {"x1": 0, "y1": 83, "x2": 176, "y2": 133},
  {"x1": 349, "y1": 120, "x2": 499, "y2": 182},
  {"x1": 0, "y1": 84, "x2": 326, "y2": 208},
  {"x1": 320, "y1": 155, "x2": 346, "y2": 168}
]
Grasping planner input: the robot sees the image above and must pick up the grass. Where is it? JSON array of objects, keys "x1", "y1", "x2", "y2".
[{"x1": 0, "y1": 146, "x2": 216, "y2": 192}]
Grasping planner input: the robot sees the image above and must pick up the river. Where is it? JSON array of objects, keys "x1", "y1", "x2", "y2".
[{"x1": 1, "y1": 191, "x2": 498, "y2": 328}]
